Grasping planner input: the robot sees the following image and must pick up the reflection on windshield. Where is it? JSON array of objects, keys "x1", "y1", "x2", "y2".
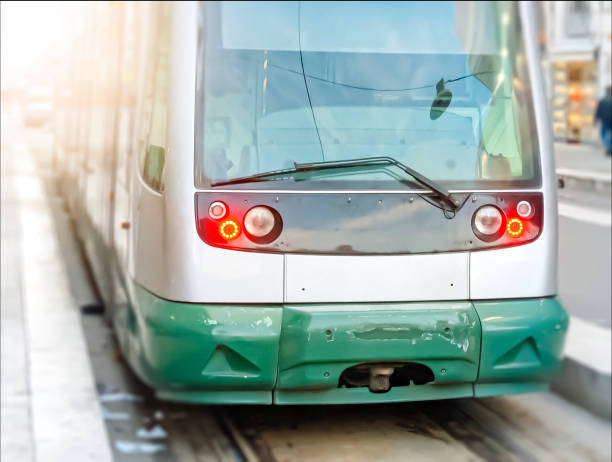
[{"x1": 196, "y1": 1, "x2": 540, "y2": 189}]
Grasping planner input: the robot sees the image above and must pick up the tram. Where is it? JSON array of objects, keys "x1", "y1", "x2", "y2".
[{"x1": 54, "y1": 1, "x2": 568, "y2": 404}]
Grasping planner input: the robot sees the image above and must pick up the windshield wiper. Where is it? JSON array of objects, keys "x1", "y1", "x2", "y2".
[
  {"x1": 295, "y1": 157, "x2": 462, "y2": 211},
  {"x1": 211, "y1": 156, "x2": 462, "y2": 212}
]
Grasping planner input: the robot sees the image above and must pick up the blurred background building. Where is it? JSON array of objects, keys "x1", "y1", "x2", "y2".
[{"x1": 538, "y1": 1, "x2": 612, "y2": 144}]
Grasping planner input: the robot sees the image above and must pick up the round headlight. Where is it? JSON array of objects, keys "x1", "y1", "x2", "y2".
[
  {"x1": 243, "y1": 206, "x2": 282, "y2": 243},
  {"x1": 472, "y1": 205, "x2": 504, "y2": 241},
  {"x1": 244, "y1": 206, "x2": 275, "y2": 237}
]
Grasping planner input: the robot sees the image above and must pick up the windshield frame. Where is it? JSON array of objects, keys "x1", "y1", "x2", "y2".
[{"x1": 194, "y1": 1, "x2": 542, "y2": 192}]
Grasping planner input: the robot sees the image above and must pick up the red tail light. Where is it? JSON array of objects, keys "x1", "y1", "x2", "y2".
[
  {"x1": 219, "y1": 219, "x2": 240, "y2": 240},
  {"x1": 506, "y1": 218, "x2": 524, "y2": 238}
]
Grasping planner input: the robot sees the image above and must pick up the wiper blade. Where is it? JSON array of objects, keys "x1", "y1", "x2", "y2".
[
  {"x1": 212, "y1": 156, "x2": 461, "y2": 211},
  {"x1": 211, "y1": 166, "x2": 306, "y2": 187}
]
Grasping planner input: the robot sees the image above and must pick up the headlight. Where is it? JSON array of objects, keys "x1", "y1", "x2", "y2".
[
  {"x1": 244, "y1": 206, "x2": 275, "y2": 236},
  {"x1": 243, "y1": 206, "x2": 282, "y2": 243},
  {"x1": 472, "y1": 205, "x2": 504, "y2": 241}
]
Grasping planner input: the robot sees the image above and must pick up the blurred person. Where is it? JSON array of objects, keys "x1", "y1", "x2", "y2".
[{"x1": 595, "y1": 86, "x2": 612, "y2": 156}]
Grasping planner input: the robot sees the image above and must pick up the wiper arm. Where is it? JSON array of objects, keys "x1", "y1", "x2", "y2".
[
  {"x1": 212, "y1": 156, "x2": 461, "y2": 211},
  {"x1": 293, "y1": 157, "x2": 459, "y2": 210}
]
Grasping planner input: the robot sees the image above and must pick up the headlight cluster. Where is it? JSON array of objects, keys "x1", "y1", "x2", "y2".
[
  {"x1": 471, "y1": 200, "x2": 534, "y2": 242},
  {"x1": 207, "y1": 201, "x2": 282, "y2": 244}
]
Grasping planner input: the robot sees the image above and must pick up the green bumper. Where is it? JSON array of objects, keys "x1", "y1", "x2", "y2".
[{"x1": 116, "y1": 283, "x2": 568, "y2": 405}]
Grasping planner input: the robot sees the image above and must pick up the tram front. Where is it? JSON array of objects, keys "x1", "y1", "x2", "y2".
[{"x1": 131, "y1": 1, "x2": 568, "y2": 404}]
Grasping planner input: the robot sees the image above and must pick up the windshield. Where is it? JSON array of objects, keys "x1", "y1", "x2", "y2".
[{"x1": 195, "y1": 1, "x2": 541, "y2": 190}]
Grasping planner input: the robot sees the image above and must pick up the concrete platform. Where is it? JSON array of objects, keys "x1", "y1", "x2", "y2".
[
  {"x1": 1, "y1": 120, "x2": 112, "y2": 462},
  {"x1": 553, "y1": 317, "x2": 612, "y2": 420}
]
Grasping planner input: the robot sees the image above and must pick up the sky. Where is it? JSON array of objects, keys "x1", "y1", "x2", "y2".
[{"x1": 1, "y1": 1, "x2": 81, "y2": 88}]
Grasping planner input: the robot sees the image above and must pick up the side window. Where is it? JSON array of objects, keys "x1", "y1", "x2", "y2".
[
  {"x1": 140, "y1": 3, "x2": 171, "y2": 193},
  {"x1": 138, "y1": 9, "x2": 157, "y2": 180},
  {"x1": 116, "y1": 2, "x2": 140, "y2": 188}
]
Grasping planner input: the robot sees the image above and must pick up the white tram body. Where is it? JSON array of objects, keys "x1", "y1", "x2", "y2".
[{"x1": 54, "y1": 1, "x2": 567, "y2": 404}]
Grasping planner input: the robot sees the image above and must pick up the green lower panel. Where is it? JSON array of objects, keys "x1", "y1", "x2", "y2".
[
  {"x1": 277, "y1": 303, "x2": 481, "y2": 389},
  {"x1": 116, "y1": 281, "x2": 568, "y2": 404},
  {"x1": 157, "y1": 389, "x2": 272, "y2": 404},
  {"x1": 122, "y1": 281, "x2": 282, "y2": 392},
  {"x1": 474, "y1": 382, "x2": 549, "y2": 398},
  {"x1": 275, "y1": 383, "x2": 473, "y2": 405},
  {"x1": 474, "y1": 298, "x2": 568, "y2": 384}
]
